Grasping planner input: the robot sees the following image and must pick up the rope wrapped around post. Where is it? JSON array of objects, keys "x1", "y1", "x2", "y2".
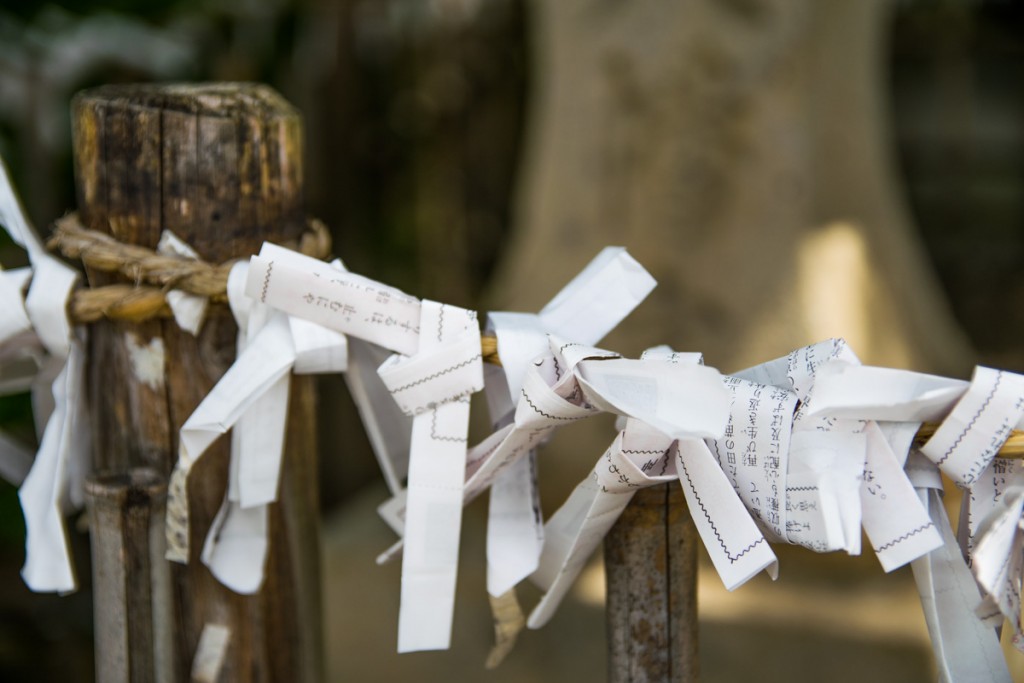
[{"x1": 48, "y1": 212, "x2": 331, "y2": 323}]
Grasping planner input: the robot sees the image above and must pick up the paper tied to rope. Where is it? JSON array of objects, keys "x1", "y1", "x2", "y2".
[
  {"x1": 529, "y1": 348, "x2": 771, "y2": 629},
  {"x1": 244, "y1": 241, "x2": 473, "y2": 650},
  {"x1": 202, "y1": 259, "x2": 345, "y2": 593},
  {"x1": 246, "y1": 242, "x2": 421, "y2": 355},
  {"x1": 373, "y1": 301, "x2": 481, "y2": 653},
  {"x1": 166, "y1": 257, "x2": 347, "y2": 586},
  {"x1": 245, "y1": 243, "x2": 415, "y2": 495},
  {"x1": 904, "y1": 456, "x2": 1013, "y2": 683},
  {"x1": 807, "y1": 361, "x2": 1024, "y2": 557},
  {"x1": 0, "y1": 153, "x2": 89, "y2": 593},
  {"x1": 377, "y1": 340, "x2": 731, "y2": 643},
  {"x1": 377, "y1": 338, "x2": 731, "y2": 554},
  {"x1": 734, "y1": 339, "x2": 943, "y2": 571},
  {"x1": 484, "y1": 247, "x2": 655, "y2": 608},
  {"x1": 971, "y1": 468, "x2": 1024, "y2": 655},
  {"x1": 369, "y1": 337, "x2": 611, "y2": 567},
  {"x1": 810, "y1": 362, "x2": 1024, "y2": 490},
  {"x1": 800, "y1": 359, "x2": 1024, "y2": 680},
  {"x1": 156, "y1": 230, "x2": 209, "y2": 335},
  {"x1": 527, "y1": 421, "x2": 678, "y2": 629},
  {"x1": 0, "y1": 265, "x2": 32, "y2": 347}
]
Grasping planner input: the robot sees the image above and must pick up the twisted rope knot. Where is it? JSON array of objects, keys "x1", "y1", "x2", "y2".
[{"x1": 47, "y1": 213, "x2": 332, "y2": 324}]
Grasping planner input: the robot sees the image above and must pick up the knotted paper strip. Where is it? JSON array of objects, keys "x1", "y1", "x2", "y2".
[
  {"x1": 0, "y1": 265, "x2": 32, "y2": 346},
  {"x1": 378, "y1": 301, "x2": 482, "y2": 653},
  {"x1": 246, "y1": 243, "x2": 416, "y2": 495},
  {"x1": 808, "y1": 361, "x2": 1024, "y2": 549},
  {"x1": 529, "y1": 346, "x2": 775, "y2": 628},
  {"x1": 377, "y1": 339, "x2": 732, "y2": 553},
  {"x1": 0, "y1": 154, "x2": 89, "y2": 593},
  {"x1": 0, "y1": 268, "x2": 40, "y2": 486},
  {"x1": 482, "y1": 247, "x2": 654, "y2": 661},
  {"x1": 156, "y1": 230, "x2": 209, "y2": 335},
  {"x1": 972, "y1": 467, "x2": 1024, "y2": 650},
  {"x1": 167, "y1": 261, "x2": 347, "y2": 583},
  {"x1": 247, "y1": 245, "x2": 420, "y2": 356},
  {"x1": 735, "y1": 339, "x2": 943, "y2": 569},
  {"x1": 948, "y1": 460, "x2": 1024, "y2": 659},
  {"x1": 806, "y1": 359, "x2": 1024, "y2": 674},
  {"x1": 528, "y1": 423, "x2": 678, "y2": 629},
  {"x1": 906, "y1": 455, "x2": 1011, "y2": 683},
  {"x1": 367, "y1": 339, "x2": 605, "y2": 562},
  {"x1": 202, "y1": 263, "x2": 294, "y2": 592},
  {"x1": 247, "y1": 242, "x2": 494, "y2": 650}
]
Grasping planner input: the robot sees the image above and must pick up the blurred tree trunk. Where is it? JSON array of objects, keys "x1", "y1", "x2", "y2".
[{"x1": 491, "y1": 0, "x2": 972, "y2": 376}]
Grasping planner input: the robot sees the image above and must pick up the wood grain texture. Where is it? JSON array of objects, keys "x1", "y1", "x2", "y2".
[
  {"x1": 85, "y1": 469, "x2": 172, "y2": 683},
  {"x1": 605, "y1": 483, "x2": 698, "y2": 683},
  {"x1": 72, "y1": 83, "x2": 321, "y2": 683}
]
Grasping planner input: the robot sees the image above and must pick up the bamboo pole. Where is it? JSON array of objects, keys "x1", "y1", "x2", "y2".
[
  {"x1": 72, "y1": 83, "x2": 322, "y2": 682},
  {"x1": 85, "y1": 468, "x2": 173, "y2": 683}
]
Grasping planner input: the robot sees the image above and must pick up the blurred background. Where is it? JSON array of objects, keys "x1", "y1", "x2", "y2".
[{"x1": 1, "y1": 0, "x2": 1024, "y2": 680}]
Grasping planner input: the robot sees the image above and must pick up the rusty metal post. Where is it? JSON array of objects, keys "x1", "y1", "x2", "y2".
[
  {"x1": 605, "y1": 483, "x2": 698, "y2": 683},
  {"x1": 85, "y1": 468, "x2": 173, "y2": 683}
]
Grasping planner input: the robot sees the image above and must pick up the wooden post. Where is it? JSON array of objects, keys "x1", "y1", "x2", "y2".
[
  {"x1": 85, "y1": 468, "x2": 173, "y2": 683},
  {"x1": 605, "y1": 483, "x2": 698, "y2": 683},
  {"x1": 71, "y1": 83, "x2": 322, "y2": 682}
]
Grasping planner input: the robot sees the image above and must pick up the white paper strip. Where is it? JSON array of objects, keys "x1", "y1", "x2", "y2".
[
  {"x1": 971, "y1": 466, "x2": 1024, "y2": 644},
  {"x1": 167, "y1": 280, "x2": 348, "y2": 577},
  {"x1": 706, "y1": 376, "x2": 798, "y2": 543},
  {"x1": 0, "y1": 154, "x2": 103, "y2": 595},
  {"x1": 910, "y1": 483, "x2": 1011, "y2": 682},
  {"x1": 191, "y1": 623, "x2": 231, "y2": 683},
  {"x1": 528, "y1": 427, "x2": 676, "y2": 629},
  {"x1": 919, "y1": 366, "x2": 1024, "y2": 489},
  {"x1": 733, "y1": 340, "x2": 863, "y2": 555},
  {"x1": 157, "y1": 230, "x2": 209, "y2": 336},
  {"x1": 199, "y1": 270, "x2": 279, "y2": 593},
  {"x1": 0, "y1": 161, "x2": 87, "y2": 592},
  {"x1": 381, "y1": 301, "x2": 483, "y2": 653},
  {"x1": 166, "y1": 312, "x2": 294, "y2": 563},
  {"x1": 18, "y1": 338, "x2": 86, "y2": 592},
  {"x1": 809, "y1": 361, "x2": 968, "y2": 422},
  {"x1": 483, "y1": 247, "x2": 655, "y2": 610},
  {"x1": 344, "y1": 337, "x2": 412, "y2": 495},
  {"x1": 537, "y1": 247, "x2": 656, "y2": 344},
  {"x1": 807, "y1": 360, "x2": 1024, "y2": 556},
  {"x1": 246, "y1": 243, "x2": 421, "y2": 356},
  {"x1": 735, "y1": 339, "x2": 944, "y2": 567},
  {"x1": 861, "y1": 422, "x2": 942, "y2": 572},
  {"x1": 677, "y1": 438, "x2": 779, "y2": 589}
]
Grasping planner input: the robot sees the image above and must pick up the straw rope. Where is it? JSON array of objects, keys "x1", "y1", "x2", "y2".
[
  {"x1": 43, "y1": 215, "x2": 1024, "y2": 458},
  {"x1": 48, "y1": 213, "x2": 331, "y2": 324}
]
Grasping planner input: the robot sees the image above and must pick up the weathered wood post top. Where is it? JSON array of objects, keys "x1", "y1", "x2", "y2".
[{"x1": 72, "y1": 82, "x2": 322, "y2": 683}]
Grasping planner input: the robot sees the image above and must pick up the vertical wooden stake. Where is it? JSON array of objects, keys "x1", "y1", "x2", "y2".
[
  {"x1": 605, "y1": 483, "x2": 698, "y2": 683},
  {"x1": 85, "y1": 468, "x2": 173, "y2": 683},
  {"x1": 72, "y1": 83, "x2": 322, "y2": 682}
]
